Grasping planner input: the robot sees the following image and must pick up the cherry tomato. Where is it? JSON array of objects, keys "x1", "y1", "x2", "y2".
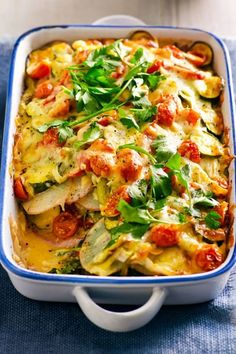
[
  {"x1": 195, "y1": 246, "x2": 223, "y2": 271},
  {"x1": 53, "y1": 212, "x2": 79, "y2": 239},
  {"x1": 35, "y1": 81, "x2": 53, "y2": 99},
  {"x1": 28, "y1": 61, "x2": 51, "y2": 79},
  {"x1": 89, "y1": 139, "x2": 115, "y2": 153},
  {"x1": 13, "y1": 177, "x2": 28, "y2": 200},
  {"x1": 50, "y1": 99, "x2": 70, "y2": 118},
  {"x1": 186, "y1": 51, "x2": 206, "y2": 67},
  {"x1": 147, "y1": 60, "x2": 163, "y2": 74},
  {"x1": 144, "y1": 123, "x2": 158, "y2": 139},
  {"x1": 89, "y1": 154, "x2": 114, "y2": 178},
  {"x1": 155, "y1": 95, "x2": 177, "y2": 127},
  {"x1": 117, "y1": 148, "x2": 143, "y2": 182},
  {"x1": 103, "y1": 185, "x2": 131, "y2": 217},
  {"x1": 185, "y1": 109, "x2": 200, "y2": 125},
  {"x1": 178, "y1": 140, "x2": 201, "y2": 163},
  {"x1": 40, "y1": 128, "x2": 62, "y2": 147},
  {"x1": 150, "y1": 226, "x2": 179, "y2": 247},
  {"x1": 164, "y1": 45, "x2": 185, "y2": 59},
  {"x1": 165, "y1": 64, "x2": 205, "y2": 80}
]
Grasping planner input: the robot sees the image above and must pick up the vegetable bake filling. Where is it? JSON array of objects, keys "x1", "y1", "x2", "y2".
[{"x1": 11, "y1": 31, "x2": 233, "y2": 276}]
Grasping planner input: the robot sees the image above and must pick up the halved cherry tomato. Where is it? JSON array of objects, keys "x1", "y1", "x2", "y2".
[
  {"x1": 117, "y1": 148, "x2": 143, "y2": 182},
  {"x1": 52, "y1": 212, "x2": 79, "y2": 239},
  {"x1": 89, "y1": 139, "x2": 115, "y2": 153},
  {"x1": 28, "y1": 61, "x2": 51, "y2": 79},
  {"x1": 184, "y1": 109, "x2": 200, "y2": 125},
  {"x1": 40, "y1": 128, "x2": 62, "y2": 147},
  {"x1": 49, "y1": 99, "x2": 70, "y2": 118},
  {"x1": 89, "y1": 154, "x2": 114, "y2": 177},
  {"x1": 13, "y1": 177, "x2": 28, "y2": 200},
  {"x1": 185, "y1": 51, "x2": 206, "y2": 67},
  {"x1": 103, "y1": 185, "x2": 131, "y2": 217},
  {"x1": 178, "y1": 140, "x2": 201, "y2": 163},
  {"x1": 165, "y1": 64, "x2": 205, "y2": 80},
  {"x1": 35, "y1": 81, "x2": 53, "y2": 99},
  {"x1": 163, "y1": 45, "x2": 185, "y2": 59},
  {"x1": 195, "y1": 246, "x2": 223, "y2": 271},
  {"x1": 147, "y1": 60, "x2": 163, "y2": 74},
  {"x1": 150, "y1": 226, "x2": 179, "y2": 247},
  {"x1": 154, "y1": 95, "x2": 177, "y2": 127}
]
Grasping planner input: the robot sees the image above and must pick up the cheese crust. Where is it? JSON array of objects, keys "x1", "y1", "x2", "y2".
[{"x1": 11, "y1": 34, "x2": 232, "y2": 276}]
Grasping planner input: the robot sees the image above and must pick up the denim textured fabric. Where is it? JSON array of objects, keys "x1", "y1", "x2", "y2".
[{"x1": 0, "y1": 38, "x2": 236, "y2": 354}]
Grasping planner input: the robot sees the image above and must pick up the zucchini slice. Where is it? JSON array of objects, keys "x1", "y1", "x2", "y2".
[
  {"x1": 189, "y1": 42, "x2": 213, "y2": 66},
  {"x1": 191, "y1": 131, "x2": 224, "y2": 156},
  {"x1": 129, "y1": 30, "x2": 155, "y2": 41},
  {"x1": 200, "y1": 107, "x2": 223, "y2": 135},
  {"x1": 195, "y1": 76, "x2": 223, "y2": 99}
]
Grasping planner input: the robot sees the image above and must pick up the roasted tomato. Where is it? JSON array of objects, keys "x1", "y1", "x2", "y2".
[
  {"x1": 88, "y1": 139, "x2": 115, "y2": 177},
  {"x1": 163, "y1": 45, "x2": 184, "y2": 59},
  {"x1": 49, "y1": 99, "x2": 70, "y2": 118},
  {"x1": 184, "y1": 109, "x2": 200, "y2": 125},
  {"x1": 185, "y1": 51, "x2": 206, "y2": 67},
  {"x1": 195, "y1": 246, "x2": 223, "y2": 271},
  {"x1": 103, "y1": 185, "x2": 131, "y2": 217},
  {"x1": 178, "y1": 140, "x2": 201, "y2": 163},
  {"x1": 35, "y1": 81, "x2": 54, "y2": 99},
  {"x1": 52, "y1": 212, "x2": 79, "y2": 239},
  {"x1": 40, "y1": 128, "x2": 62, "y2": 147},
  {"x1": 89, "y1": 139, "x2": 115, "y2": 153},
  {"x1": 147, "y1": 60, "x2": 163, "y2": 74},
  {"x1": 89, "y1": 154, "x2": 114, "y2": 178},
  {"x1": 117, "y1": 148, "x2": 143, "y2": 182},
  {"x1": 13, "y1": 177, "x2": 28, "y2": 200},
  {"x1": 165, "y1": 64, "x2": 205, "y2": 80},
  {"x1": 98, "y1": 111, "x2": 118, "y2": 126},
  {"x1": 154, "y1": 95, "x2": 178, "y2": 127},
  {"x1": 150, "y1": 226, "x2": 179, "y2": 247},
  {"x1": 27, "y1": 61, "x2": 51, "y2": 79}
]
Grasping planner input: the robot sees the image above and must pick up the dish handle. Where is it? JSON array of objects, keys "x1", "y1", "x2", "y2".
[
  {"x1": 92, "y1": 15, "x2": 146, "y2": 26},
  {"x1": 73, "y1": 286, "x2": 167, "y2": 332}
]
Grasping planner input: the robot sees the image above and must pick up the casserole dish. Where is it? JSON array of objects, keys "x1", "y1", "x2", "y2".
[{"x1": 0, "y1": 21, "x2": 236, "y2": 332}]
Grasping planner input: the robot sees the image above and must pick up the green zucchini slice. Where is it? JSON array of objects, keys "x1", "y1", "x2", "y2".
[
  {"x1": 191, "y1": 131, "x2": 224, "y2": 156},
  {"x1": 195, "y1": 76, "x2": 224, "y2": 99},
  {"x1": 189, "y1": 42, "x2": 213, "y2": 66},
  {"x1": 129, "y1": 30, "x2": 155, "y2": 41}
]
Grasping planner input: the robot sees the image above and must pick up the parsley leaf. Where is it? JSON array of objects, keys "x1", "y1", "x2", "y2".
[
  {"x1": 131, "y1": 105, "x2": 157, "y2": 123},
  {"x1": 38, "y1": 120, "x2": 74, "y2": 143},
  {"x1": 74, "y1": 122, "x2": 101, "y2": 149},
  {"x1": 205, "y1": 211, "x2": 221, "y2": 229},
  {"x1": 146, "y1": 72, "x2": 166, "y2": 91},
  {"x1": 152, "y1": 135, "x2": 178, "y2": 163},
  {"x1": 150, "y1": 166, "x2": 172, "y2": 199},
  {"x1": 191, "y1": 189, "x2": 218, "y2": 208},
  {"x1": 111, "y1": 222, "x2": 149, "y2": 239},
  {"x1": 166, "y1": 153, "x2": 189, "y2": 190},
  {"x1": 128, "y1": 180, "x2": 148, "y2": 207},
  {"x1": 119, "y1": 108, "x2": 139, "y2": 130},
  {"x1": 130, "y1": 48, "x2": 144, "y2": 64},
  {"x1": 117, "y1": 200, "x2": 157, "y2": 224}
]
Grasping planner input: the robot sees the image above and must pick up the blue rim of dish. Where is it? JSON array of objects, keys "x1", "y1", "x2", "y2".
[{"x1": 0, "y1": 24, "x2": 236, "y2": 285}]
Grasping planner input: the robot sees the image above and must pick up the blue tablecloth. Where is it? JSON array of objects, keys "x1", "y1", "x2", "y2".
[{"x1": 0, "y1": 37, "x2": 236, "y2": 354}]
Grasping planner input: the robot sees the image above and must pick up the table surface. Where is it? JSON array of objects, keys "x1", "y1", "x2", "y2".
[{"x1": 1, "y1": 0, "x2": 236, "y2": 38}]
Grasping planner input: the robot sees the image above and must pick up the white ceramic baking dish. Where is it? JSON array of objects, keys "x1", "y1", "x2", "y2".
[{"x1": 0, "y1": 21, "x2": 236, "y2": 332}]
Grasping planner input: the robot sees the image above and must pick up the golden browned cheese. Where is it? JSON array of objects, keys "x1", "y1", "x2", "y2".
[{"x1": 11, "y1": 35, "x2": 232, "y2": 276}]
